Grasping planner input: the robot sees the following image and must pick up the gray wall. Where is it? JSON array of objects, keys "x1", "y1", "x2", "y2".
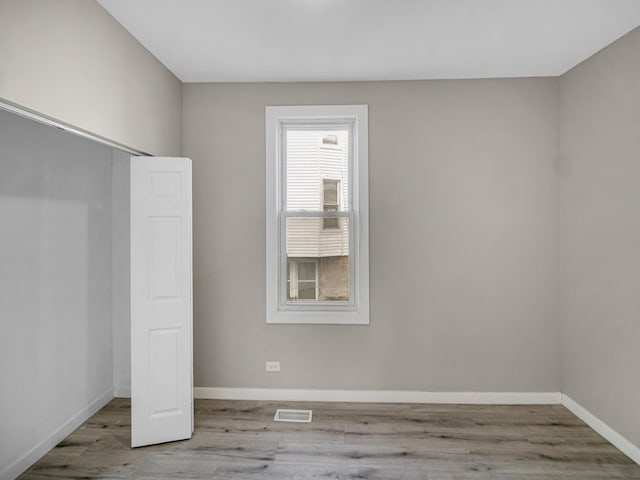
[
  {"x1": 0, "y1": 109, "x2": 114, "y2": 475},
  {"x1": 0, "y1": 0, "x2": 182, "y2": 156},
  {"x1": 183, "y1": 79, "x2": 561, "y2": 392},
  {"x1": 559, "y1": 26, "x2": 640, "y2": 447}
]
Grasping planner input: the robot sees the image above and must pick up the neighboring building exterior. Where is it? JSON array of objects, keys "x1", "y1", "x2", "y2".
[{"x1": 286, "y1": 130, "x2": 350, "y2": 301}]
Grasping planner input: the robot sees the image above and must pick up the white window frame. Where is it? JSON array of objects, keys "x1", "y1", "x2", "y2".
[{"x1": 266, "y1": 105, "x2": 369, "y2": 325}]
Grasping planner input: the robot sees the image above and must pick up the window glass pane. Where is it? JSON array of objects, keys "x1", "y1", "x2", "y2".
[
  {"x1": 285, "y1": 129, "x2": 349, "y2": 212},
  {"x1": 286, "y1": 217, "x2": 350, "y2": 302}
]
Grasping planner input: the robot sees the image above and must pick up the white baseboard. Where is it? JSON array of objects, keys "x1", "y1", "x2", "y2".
[
  {"x1": 1, "y1": 387, "x2": 114, "y2": 480},
  {"x1": 114, "y1": 384, "x2": 131, "y2": 398},
  {"x1": 194, "y1": 387, "x2": 561, "y2": 405},
  {"x1": 561, "y1": 394, "x2": 640, "y2": 466}
]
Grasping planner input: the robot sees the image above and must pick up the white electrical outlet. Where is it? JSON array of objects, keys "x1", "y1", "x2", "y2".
[{"x1": 265, "y1": 361, "x2": 280, "y2": 372}]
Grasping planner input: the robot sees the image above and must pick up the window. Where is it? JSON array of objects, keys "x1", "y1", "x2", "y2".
[
  {"x1": 288, "y1": 259, "x2": 318, "y2": 300},
  {"x1": 266, "y1": 105, "x2": 369, "y2": 324},
  {"x1": 322, "y1": 134, "x2": 338, "y2": 146},
  {"x1": 322, "y1": 179, "x2": 340, "y2": 229}
]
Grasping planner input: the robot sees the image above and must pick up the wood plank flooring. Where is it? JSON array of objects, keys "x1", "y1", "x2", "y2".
[{"x1": 19, "y1": 398, "x2": 640, "y2": 479}]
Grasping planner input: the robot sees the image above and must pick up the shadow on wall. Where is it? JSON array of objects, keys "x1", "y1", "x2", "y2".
[{"x1": 0, "y1": 108, "x2": 114, "y2": 472}]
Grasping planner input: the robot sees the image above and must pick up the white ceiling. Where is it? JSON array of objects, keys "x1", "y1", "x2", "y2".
[{"x1": 97, "y1": 0, "x2": 640, "y2": 83}]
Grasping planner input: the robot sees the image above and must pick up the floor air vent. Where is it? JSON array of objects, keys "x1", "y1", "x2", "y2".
[{"x1": 273, "y1": 409, "x2": 313, "y2": 423}]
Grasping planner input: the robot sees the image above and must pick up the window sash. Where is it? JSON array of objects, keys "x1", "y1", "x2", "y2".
[
  {"x1": 282, "y1": 123, "x2": 353, "y2": 212},
  {"x1": 279, "y1": 211, "x2": 355, "y2": 310}
]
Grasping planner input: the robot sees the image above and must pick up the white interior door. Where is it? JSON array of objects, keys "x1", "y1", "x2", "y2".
[{"x1": 130, "y1": 156, "x2": 193, "y2": 448}]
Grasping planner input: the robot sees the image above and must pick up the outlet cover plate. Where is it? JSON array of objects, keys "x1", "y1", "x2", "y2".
[{"x1": 265, "y1": 361, "x2": 280, "y2": 372}]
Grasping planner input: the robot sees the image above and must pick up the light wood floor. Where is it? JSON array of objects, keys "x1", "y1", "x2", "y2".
[{"x1": 19, "y1": 398, "x2": 640, "y2": 479}]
